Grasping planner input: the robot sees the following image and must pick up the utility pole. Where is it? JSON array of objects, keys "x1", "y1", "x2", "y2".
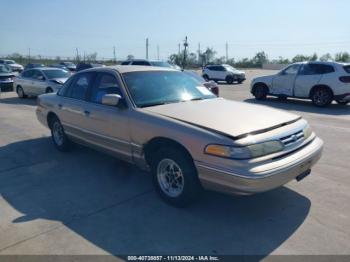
[
  {"x1": 225, "y1": 42, "x2": 229, "y2": 62},
  {"x1": 157, "y1": 45, "x2": 160, "y2": 60},
  {"x1": 75, "y1": 48, "x2": 79, "y2": 62},
  {"x1": 28, "y1": 48, "x2": 31, "y2": 63},
  {"x1": 178, "y1": 43, "x2": 181, "y2": 55},
  {"x1": 146, "y1": 38, "x2": 149, "y2": 60},
  {"x1": 113, "y1": 46, "x2": 116, "y2": 63},
  {"x1": 183, "y1": 36, "x2": 188, "y2": 69},
  {"x1": 198, "y1": 42, "x2": 201, "y2": 64}
]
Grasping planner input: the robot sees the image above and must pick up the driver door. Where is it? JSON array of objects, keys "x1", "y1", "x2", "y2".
[{"x1": 271, "y1": 64, "x2": 301, "y2": 96}]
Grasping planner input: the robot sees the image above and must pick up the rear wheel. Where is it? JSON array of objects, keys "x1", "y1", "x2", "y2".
[
  {"x1": 311, "y1": 86, "x2": 333, "y2": 107},
  {"x1": 252, "y1": 84, "x2": 268, "y2": 100},
  {"x1": 50, "y1": 116, "x2": 71, "y2": 152},
  {"x1": 16, "y1": 86, "x2": 27, "y2": 98},
  {"x1": 336, "y1": 99, "x2": 349, "y2": 105},
  {"x1": 150, "y1": 147, "x2": 201, "y2": 207},
  {"x1": 46, "y1": 87, "x2": 54, "y2": 93}
]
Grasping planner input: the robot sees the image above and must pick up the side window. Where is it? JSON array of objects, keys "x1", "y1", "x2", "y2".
[
  {"x1": 66, "y1": 73, "x2": 94, "y2": 100},
  {"x1": 283, "y1": 65, "x2": 300, "y2": 75},
  {"x1": 89, "y1": 73, "x2": 121, "y2": 104},
  {"x1": 132, "y1": 61, "x2": 150, "y2": 66},
  {"x1": 218, "y1": 66, "x2": 226, "y2": 71},
  {"x1": 22, "y1": 70, "x2": 34, "y2": 78},
  {"x1": 121, "y1": 61, "x2": 130, "y2": 65},
  {"x1": 32, "y1": 70, "x2": 45, "y2": 80},
  {"x1": 57, "y1": 76, "x2": 74, "y2": 96},
  {"x1": 300, "y1": 64, "x2": 335, "y2": 75}
]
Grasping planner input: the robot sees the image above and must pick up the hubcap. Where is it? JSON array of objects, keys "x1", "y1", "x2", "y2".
[
  {"x1": 52, "y1": 121, "x2": 64, "y2": 146},
  {"x1": 18, "y1": 88, "x2": 23, "y2": 97},
  {"x1": 157, "y1": 159, "x2": 184, "y2": 197},
  {"x1": 314, "y1": 90, "x2": 328, "y2": 105}
]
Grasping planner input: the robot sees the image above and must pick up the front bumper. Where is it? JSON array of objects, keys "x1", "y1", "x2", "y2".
[
  {"x1": 196, "y1": 137, "x2": 323, "y2": 195},
  {"x1": 0, "y1": 81, "x2": 14, "y2": 91}
]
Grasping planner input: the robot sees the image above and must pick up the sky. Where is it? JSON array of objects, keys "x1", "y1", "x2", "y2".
[{"x1": 1, "y1": 0, "x2": 349, "y2": 61}]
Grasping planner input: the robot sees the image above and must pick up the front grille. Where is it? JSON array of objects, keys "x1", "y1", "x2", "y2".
[{"x1": 280, "y1": 130, "x2": 304, "y2": 146}]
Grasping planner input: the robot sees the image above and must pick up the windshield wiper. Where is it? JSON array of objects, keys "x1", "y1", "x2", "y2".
[{"x1": 139, "y1": 100, "x2": 180, "y2": 108}]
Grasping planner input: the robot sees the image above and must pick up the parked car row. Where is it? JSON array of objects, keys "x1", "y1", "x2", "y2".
[{"x1": 35, "y1": 65, "x2": 324, "y2": 207}]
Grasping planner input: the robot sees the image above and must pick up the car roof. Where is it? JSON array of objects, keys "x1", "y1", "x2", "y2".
[{"x1": 82, "y1": 65, "x2": 176, "y2": 74}]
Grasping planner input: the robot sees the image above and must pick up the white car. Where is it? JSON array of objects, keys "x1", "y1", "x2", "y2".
[
  {"x1": 202, "y1": 64, "x2": 246, "y2": 84},
  {"x1": 14, "y1": 68, "x2": 70, "y2": 98},
  {"x1": 0, "y1": 59, "x2": 24, "y2": 72},
  {"x1": 251, "y1": 61, "x2": 350, "y2": 107}
]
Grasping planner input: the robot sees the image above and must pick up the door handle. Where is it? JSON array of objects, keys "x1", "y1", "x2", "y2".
[{"x1": 83, "y1": 110, "x2": 90, "y2": 116}]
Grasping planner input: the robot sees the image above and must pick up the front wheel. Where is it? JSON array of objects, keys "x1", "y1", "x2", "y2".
[
  {"x1": 150, "y1": 147, "x2": 201, "y2": 207},
  {"x1": 17, "y1": 86, "x2": 27, "y2": 98},
  {"x1": 50, "y1": 116, "x2": 71, "y2": 152},
  {"x1": 336, "y1": 99, "x2": 349, "y2": 105},
  {"x1": 46, "y1": 87, "x2": 54, "y2": 93},
  {"x1": 252, "y1": 84, "x2": 268, "y2": 100},
  {"x1": 226, "y1": 76, "x2": 234, "y2": 84}
]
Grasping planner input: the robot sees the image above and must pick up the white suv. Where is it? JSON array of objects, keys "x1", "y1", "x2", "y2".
[
  {"x1": 202, "y1": 64, "x2": 245, "y2": 84},
  {"x1": 251, "y1": 61, "x2": 350, "y2": 107}
]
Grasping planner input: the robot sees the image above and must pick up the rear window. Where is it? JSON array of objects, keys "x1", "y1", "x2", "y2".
[{"x1": 343, "y1": 66, "x2": 350, "y2": 73}]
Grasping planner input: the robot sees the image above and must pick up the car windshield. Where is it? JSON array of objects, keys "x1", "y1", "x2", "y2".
[
  {"x1": 122, "y1": 71, "x2": 216, "y2": 108},
  {"x1": 150, "y1": 61, "x2": 173, "y2": 68},
  {"x1": 0, "y1": 65, "x2": 12, "y2": 73},
  {"x1": 6, "y1": 60, "x2": 15, "y2": 64},
  {"x1": 43, "y1": 69, "x2": 70, "y2": 79},
  {"x1": 223, "y1": 65, "x2": 239, "y2": 72},
  {"x1": 183, "y1": 71, "x2": 205, "y2": 83}
]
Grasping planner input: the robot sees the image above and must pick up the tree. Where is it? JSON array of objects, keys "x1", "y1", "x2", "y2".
[
  {"x1": 310, "y1": 53, "x2": 318, "y2": 61},
  {"x1": 126, "y1": 54, "x2": 135, "y2": 60},
  {"x1": 203, "y1": 48, "x2": 216, "y2": 64},
  {"x1": 320, "y1": 53, "x2": 333, "y2": 62},
  {"x1": 335, "y1": 52, "x2": 350, "y2": 62},
  {"x1": 252, "y1": 51, "x2": 268, "y2": 67}
]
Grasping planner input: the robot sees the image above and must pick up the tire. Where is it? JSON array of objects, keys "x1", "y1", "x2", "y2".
[
  {"x1": 277, "y1": 96, "x2": 288, "y2": 101},
  {"x1": 150, "y1": 147, "x2": 201, "y2": 207},
  {"x1": 252, "y1": 84, "x2": 268, "y2": 100},
  {"x1": 46, "y1": 87, "x2": 54, "y2": 93},
  {"x1": 50, "y1": 116, "x2": 71, "y2": 152},
  {"x1": 311, "y1": 86, "x2": 333, "y2": 107},
  {"x1": 226, "y1": 75, "x2": 234, "y2": 84},
  {"x1": 336, "y1": 99, "x2": 349, "y2": 105},
  {"x1": 238, "y1": 80, "x2": 244, "y2": 84},
  {"x1": 203, "y1": 74, "x2": 209, "y2": 82},
  {"x1": 16, "y1": 86, "x2": 27, "y2": 98}
]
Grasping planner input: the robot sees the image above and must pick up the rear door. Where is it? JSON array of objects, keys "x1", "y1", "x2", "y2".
[
  {"x1": 294, "y1": 63, "x2": 334, "y2": 97},
  {"x1": 55, "y1": 72, "x2": 96, "y2": 140},
  {"x1": 19, "y1": 70, "x2": 35, "y2": 94},
  {"x1": 271, "y1": 64, "x2": 301, "y2": 96}
]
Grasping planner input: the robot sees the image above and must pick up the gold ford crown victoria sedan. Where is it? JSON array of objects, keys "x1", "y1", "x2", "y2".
[{"x1": 36, "y1": 66, "x2": 323, "y2": 206}]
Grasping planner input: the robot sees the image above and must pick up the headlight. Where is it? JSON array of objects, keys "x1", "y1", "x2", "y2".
[
  {"x1": 303, "y1": 125, "x2": 313, "y2": 139},
  {"x1": 205, "y1": 141, "x2": 284, "y2": 160}
]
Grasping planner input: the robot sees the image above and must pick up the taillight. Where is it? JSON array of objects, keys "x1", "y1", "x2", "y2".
[{"x1": 339, "y1": 76, "x2": 350, "y2": 83}]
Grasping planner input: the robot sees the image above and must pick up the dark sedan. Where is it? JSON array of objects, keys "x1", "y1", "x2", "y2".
[{"x1": 0, "y1": 64, "x2": 16, "y2": 92}]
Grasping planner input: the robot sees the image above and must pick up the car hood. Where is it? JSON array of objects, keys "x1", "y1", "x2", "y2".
[
  {"x1": 9, "y1": 63, "x2": 23, "y2": 68},
  {"x1": 50, "y1": 78, "x2": 68, "y2": 84},
  {"x1": 143, "y1": 98, "x2": 300, "y2": 138}
]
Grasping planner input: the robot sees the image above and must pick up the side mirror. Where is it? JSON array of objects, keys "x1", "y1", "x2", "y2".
[{"x1": 102, "y1": 94, "x2": 122, "y2": 107}]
